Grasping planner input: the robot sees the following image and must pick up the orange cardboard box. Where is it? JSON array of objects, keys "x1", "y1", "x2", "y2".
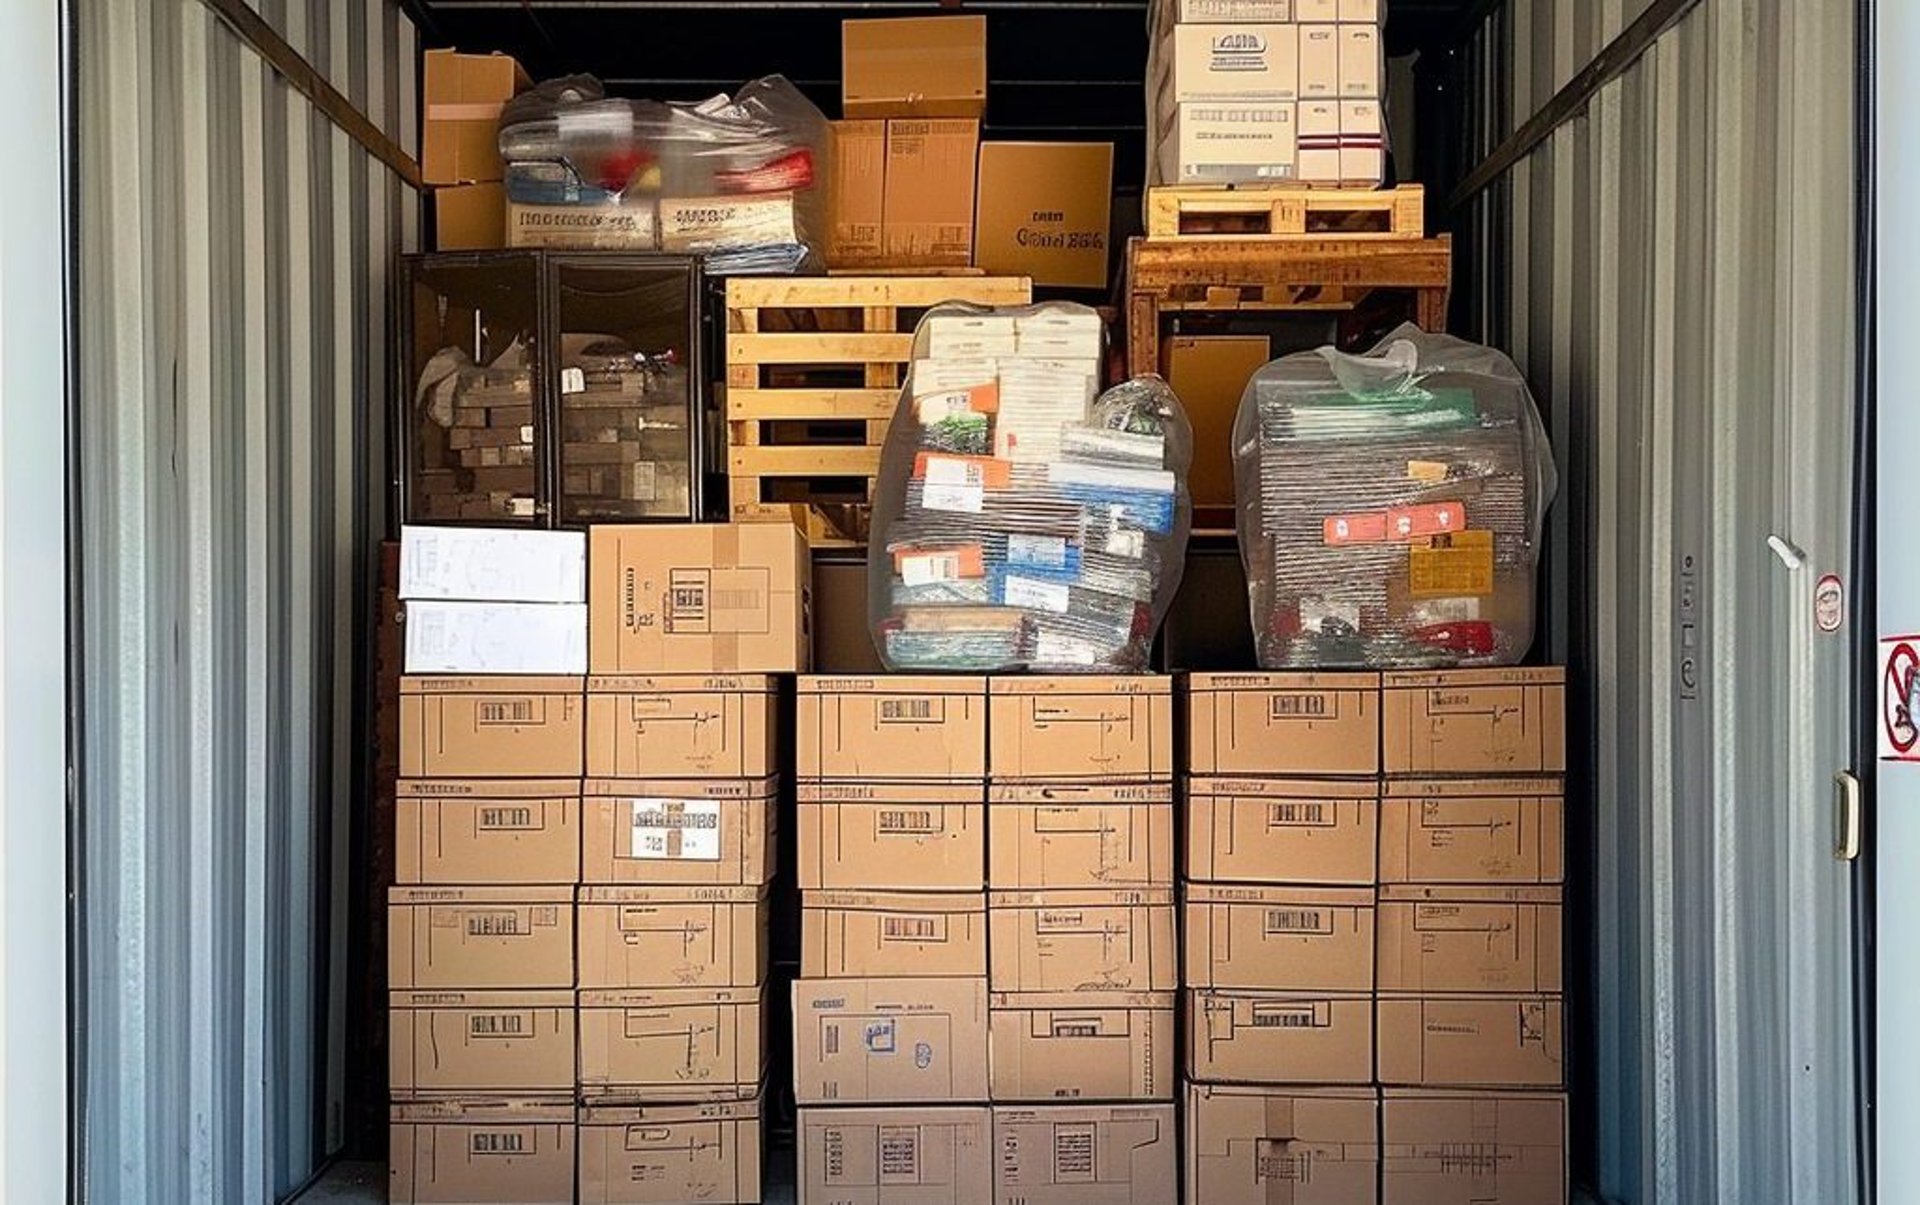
[
  {"x1": 791, "y1": 976, "x2": 990, "y2": 1104},
  {"x1": 1381, "y1": 1090, "x2": 1568, "y2": 1205},
  {"x1": 585, "y1": 675, "x2": 778, "y2": 779},
  {"x1": 973, "y1": 142, "x2": 1115, "y2": 289},
  {"x1": 388, "y1": 886, "x2": 575, "y2": 991},
  {"x1": 988, "y1": 890, "x2": 1177, "y2": 995},
  {"x1": 421, "y1": 49, "x2": 531, "y2": 185},
  {"x1": 842, "y1": 16, "x2": 988, "y2": 119},
  {"x1": 988, "y1": 781, "x2": 1175, "y2": 890},
  {"x1": 797, "y1": 1105, "x2": 992, "y2": 1205},
  {"x1": 801, "y1": 890, "x2": 988, "y2": 978},
  {"x1": 577, "y1": 985, "x2": 765, "y2": 1102},
  {"x1": 798, "y1": 780, "x2": 985, "y2": 891},
  {"x1": 989, "y1": 676, "x2": 1175, "y2": 781},
  {"x1": 576, "y1": 885, "x2": 768, "y2": 990},
  {"x1": 1185, "y1": 672, "x2": 1382, "y2": 776},
  {"x1": 1380, "y1": 668, "x2": 1567, "y2": 775},
  {"x1": 991, "y1": 1103, "x2": 1178, "y2": 1205},
  {"x1": 1376, "y1": 885, "x2": 1563, "y2": 995},
  {"x1": 587, "y1": 524, "x2": 811, "y2": 674},
  {"x1": 828, "y1": 120, "x2": 887, "y2": 266},
  {"x1": 578, "y1": 1095, "x2": 764, "y2": 1205},
  {"x1": 1183, "y1": 883, "x2": 1376, "y2": 993},
  {"x1": 582, "y1": 776, "x2": 778, "y2": 886},
  {"x1": 399, "y1": 676, "x2": 585, "y2": 778},
  {"x1": 395, "y1": 779, "x2": 581, "y2": 885},
  {"x1": 390, "y1": 1099, "x2": 575, "y2": 1205},
  {"x1": 1164, "y1": 336, "x2": 1271, "y2": 514},
  {"x1": 1186, "y1": 989, "x2": 1373, "y2": 1085},
  {"x1": 435, "y1": 182, "x2": 507, "y2": 251},
  {"x1": 987, "y1": 991, "x2": 1174, "y2": 1102},
  {"x1": 1379, "y1": 778, "x2": 1566, "y2": 884},
  {"x1": 1376, "y1": 995, "x2": 1565, "y2": 1088},
  {"x1": 389, "y1": 989, "x2": 575, "y2": 1098},
  {"x1": 1185, "y1": 1084, "x2": 1380, "y2": 1205},
  {"x1": 1185, "y1": 776, "x2": 1378, "y2": 885},
  {"x1": 884, "y1": 119, "x2": 980, "y2": 266},
  {"x1": 797, "y1": 675, "x2": 988, "y2": 779}
]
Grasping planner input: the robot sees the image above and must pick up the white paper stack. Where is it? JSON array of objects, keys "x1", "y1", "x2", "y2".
[{"x1": 399, "y1": 526, "x2": 590, "y2": 673}]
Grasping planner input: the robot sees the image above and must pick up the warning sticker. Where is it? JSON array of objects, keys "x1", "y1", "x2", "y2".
[
  {"x1": 630, "y1": 799, "x2": 722, "y2": 861},
  {"x1": 1883, "y1": 638, "x2": 1920, "y2": 760},
  {"x1": 1408, "y1": 531, "x2": 1496, "y2": 598},
  {"x1": 1324, "y1": 502, "x2": 1466, "y2": 546}
]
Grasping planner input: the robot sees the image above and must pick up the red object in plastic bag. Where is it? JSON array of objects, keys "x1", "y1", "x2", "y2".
[{"x1": 717, "y1": 149, "x2": 815, "y2": 194}]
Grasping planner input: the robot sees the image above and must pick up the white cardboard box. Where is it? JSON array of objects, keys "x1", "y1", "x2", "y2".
[
  {"x1": 1157, "y1": 102, "x2": 1296, "y2": 184},
  {"x1": 404, "y1": 600, "x2": 589, "y2": 674},
  {"x1": 399, "y1": 526, "x2": 587, "y2": 603},
  {"x1": 1161, "y1": 24, "x2": 1300, "y2": 104},
  {"x1": 1341, "y1": 23, "x2": 1383, "y2": 98}
]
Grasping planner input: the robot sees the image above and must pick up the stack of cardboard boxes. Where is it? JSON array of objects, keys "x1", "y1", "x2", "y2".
[{"x1": 422, "y1": 48, "x2": 530, "y2": 250}]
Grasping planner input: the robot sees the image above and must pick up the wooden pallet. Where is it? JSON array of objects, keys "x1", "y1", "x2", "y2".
[{"x1": 1144, "y1": 184, "x2": 1427, "y2": 241}]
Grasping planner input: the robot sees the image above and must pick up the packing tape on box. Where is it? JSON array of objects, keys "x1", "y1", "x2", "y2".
[
  {"x1": 428, "y1": 102, "x2": 509, "y2": 121},
  {"x1": 713, "y1": 524, "x2": 741, "y2": 669}
]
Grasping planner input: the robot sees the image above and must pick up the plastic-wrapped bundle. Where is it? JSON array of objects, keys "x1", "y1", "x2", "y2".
[
  {"x1": 1233, "y1": 325, "x2": 1556, "y2": 668},
  {"x1": 868, "y1": 302, "x2": 1193, "y2": 672}
]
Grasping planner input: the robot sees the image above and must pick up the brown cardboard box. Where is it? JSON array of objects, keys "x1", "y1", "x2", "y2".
[
  {"x1": 1184, "y1": 1084, "x2": 1379, "y2": 1205},
  {"x1": 988, "y1": 676, "x2": 1174, "y2": 781},
  {"x1": 791, "y1": 976, "x2": 990, "y2": 1104},
  {"x1": 578, "y1": 1095, "x2": 764, "y2": 1205},
  {"x1": 582, "y1": 776, "x2": 778, "y2": 886},
  {"x1": 577, "y1": 985, "x2": 765, "y2": 1101},
  {"x1": 421, "y1": 49, "x2": 530, "y2": 185},
  {"x1": 798, "y1": 781, "x2": 985, "y2": 891},
  {"x1": 390, "y1": 1099, "x2": 575, "y2": 1205},
  {"x1": 395, "y1": 779, "x2": 581, "y2": 885},
  {"x1": 1183, "y1": 884, "x2": 1375, "y2": 993},
  {"x1": 398, "y1": 676, "x2": 586, "y2": 778},
  {"x1": 991, "y1": 1103, "x2": 1178, "y2": 1205},
  {"x1": 585, "y1": 674, "x2": 778, "y2": 778},
  {"x1": 801, "y1": 890, "x2": 988, "y2": 978},
  {"x1": 843, "y1": 16, "x2": 988, "y2": 119},
  {"x1": 797, "y1": 1105, "x2": 992, "y2": 1205},
  {"x1": 797, "y1": 675, "x2": 987, "y2": 780},
  {"x1": 1376, "y1": 995, "x2": 1565, "y2": 1088},
  {"x1": 1186, "y1": 777, "x2": 1379, "y2": 885},
  {"x1": 1186, "y1": 672, "x2": 1382, "y2": 776},
  {"x1": 1380, "y1": 669, "x2": 1567, "y2": 775},
  {"x1": 388, "y1": 886, "x2": 575, "y2": 991},
  {"x1": 587, "y1": 524, "x2": 811, "y2": 674},
  {"x1": 1381, "y1": 1090, "x2": 1567, "y2": 1205},
  {"x1": 435, "y1": 183, "x2": 506, "y2": 250},
  {"x1": 883, "y1": 120, "x2": 980, "y2": 267},
  {"x1": 987, "y1": 991, "x2": 1173, "y2": 1102},
  {"x1": 973, "y1": 143, "x2": 1114, "y2": 289},
  {"x1": 1164, "y1": 337, "x2": 1270, "y2": 513},
  {"x1": 1379, "y1": 779, "x2": 1566, "y2": 885},
  {"x1": 988, "y1": 782, "x2": 1176, "y2": 890},
  {"x1": 1186, "y1": 990, "x2": 1373, "y2": 1085},
  {"x1": 829, "y1": 120, "x2": 887, "y2": 266},
  {"x1": 988, "y1": 890, "x2": 1177, "y2": 994},
  {"x1": 389, "y1": 989, "x2": 575, "y2": 1097},
  {"x1": 1376, "y1": 886, "x2": 1563, "y2": 994},
  {"x1": 577, "y1": 885, "x2": 769, "y2": 990}
]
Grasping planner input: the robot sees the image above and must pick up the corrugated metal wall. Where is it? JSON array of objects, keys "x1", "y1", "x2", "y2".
[
  {"x1": 1460, "y1": 1, "x2": 1860, "y2": 1202},
  {"x1": 74, "y1": 0, "x2": 416, "y2": 1199}
]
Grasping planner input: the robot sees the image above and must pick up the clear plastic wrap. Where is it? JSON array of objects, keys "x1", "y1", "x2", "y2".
[
  {"x1": 1233, "y1": 325, "x2": 1557, "y2": 668},
  {"x1": 867, "y1": 302, "x2": 1193, "y2": 672}
]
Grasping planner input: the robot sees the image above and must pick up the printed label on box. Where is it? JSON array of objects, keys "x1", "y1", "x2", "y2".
[
  {"x1": 630, "y1": 799, "x2": 722, "y2": 861},
  {"x1": 1409, "y1": 531, "x2": 1497, "y2": 598},
  {"x1": 1004, "y1": 576, "x2": 1071, "y2": 613},
  {"x1": 924, "y1": 484, "x2": 985, "y2": 513}
]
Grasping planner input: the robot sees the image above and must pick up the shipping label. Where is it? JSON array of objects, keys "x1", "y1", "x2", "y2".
[
  {"x1": 1408, "y1": 530, "x2": 1497, "y2": 597},
  {"x1": 630, "y1": 799, "x2": 723, "y2": 861}
]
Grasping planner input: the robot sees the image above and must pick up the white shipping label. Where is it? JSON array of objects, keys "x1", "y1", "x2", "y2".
[
  {"x1": 1007, "y1": 533, "x2": 1068, "y2": 569},
  {"x1": 922, "y1": 484, "x2": 985, "y2": 514},
  {"x1": 1003, "y1": 575, "x2": 1071, "y2": 613},
  {"x1": 901, "y1": 553, "x2": 963, "y2": 587},
  {"x1": 629, "y1": 799, "x2": 722, "y2": 861},
  {"x1": 924, "y1": 456, "x2": 988, "y2": 488},
  {"x1": 561, "y1": 367, "x2": 586, "y2": 395}
]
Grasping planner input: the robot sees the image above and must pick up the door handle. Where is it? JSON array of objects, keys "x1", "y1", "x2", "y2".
[{"x1": 1834, "y1": 770, "x2": 1862, "y2": 861}]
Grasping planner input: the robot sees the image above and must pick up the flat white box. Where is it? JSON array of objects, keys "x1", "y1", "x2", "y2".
[
  {"x1": 404, "y1": 600, "x2": 589, "y2": 674},
  {"x1": 1162, "y1": 24, "x2": 1300, "y2": 104},
  {"x1": 1296, "y1": 0, "x2": 1338, "y2": 17},
  {"x1": 1299, "y1": 25, "x2": 1341, "y2": 99},
  {"x1": 1342, "y1": 100, "x2": 1386, "y2": 184},
  {"x1": 1341, "y1": 24, "x2": 1383, "y2": 98},
  {"x1": 1338, "y1": 0, "x2": 1381, "y2": 21},
  {"x1": 1157, "y1": 102, "x2": 1296, "y2": 184},
  {"x1": 399, "y1": 526, "x2": 587, "y2": 603},
  {"x1": 1298, "y1": 99, "x2": 1342, "y2": 182}
]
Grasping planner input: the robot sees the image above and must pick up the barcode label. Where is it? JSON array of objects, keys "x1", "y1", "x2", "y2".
[
  {"x1": 878, "y1": 1131, "x2": 920, "y2": 1178},
  {"x1": 631, "y1": 799, "x2": 722, "y2": 861},
  {"x1": 1269, "y1": 693, "x2": 1331, "y2": 719},
  {"x1": 924, "y1": 456, "x2": 987, "y2": 488},
  {"x1": 478, "y1": 806, "x2": 536, "y2": 830},
  {"x1": 879, "y1": 698, "x2": 935, "y2": 722},
  {"x1": 1265, "y1": 908, "x2": 1328, "y2": 934},
  {"x1": 1255, "y1": 1146, "x2": 1310, "y2": 1184},
  {"x1": 469, "y1": 1012, "x2": 528, "y2": 1038},
  {"x1": 878, "y1": 810, "x2": 934, "y2": 833},
  {"x1": 466, "y1": 910, "x2": 523, "y2": 937},
  {"x1": 1252, "y1": 1007, "x2": 1321, "y2": 1029},
  {"x1": 1053, "y1": 1020, "x2": 1100, "y2": 1038},
  {"x1": 711, "y1": 588, "x2": 761, "y2": 611},
  {"x1": 471, "y1": 1131, "x2": 528, "y2": 1156},
  {"x1": 901, "y1": 553, "x2": 961, "y2": 587},
  {"x1": 1051, "y1": 1128, "x2": 1095, "y2": 1177},
  {"x1": 882, "y1": 917, "x2": 939, "y2": 940},
  {"x1": 476, "y1": 699, "x2": 536, "y2": 725},
  {"x1": 1268, "y1": 803, "x2": 1329, "y2": 826}
]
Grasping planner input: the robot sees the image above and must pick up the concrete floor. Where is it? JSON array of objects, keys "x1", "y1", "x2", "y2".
[{"x1": 290, "y1": 1154, "x2": 802, "y2": 1204}]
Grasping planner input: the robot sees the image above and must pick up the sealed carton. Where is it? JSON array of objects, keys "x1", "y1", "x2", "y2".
[
  {"x1": 1297, "y1": 98, "x2": 1343, "y2": 183},
  {"x1": 587, "y1": 524, "x2": 811, "y2": 674},
  {"x1": 801, "y1": 890, "x2": 988, "y2": 978},
  {"x1": 1381, "y1": 1090, "x2": 1567, "y2": 1205},
  {"x1": 1160, "y1": 24, "x2": 1300, "y2": 104},
  {"x1": 1376, "y1": 885, "x2": 1563, "y2": 995},
  {"x1": 1184, "y1": 1084, "x2": 1379, "y2": 1205},
  {"x1": 1379, "y1": 778, "x2": 1565, "y2": 884},
  {"x1": 1380, "y1": 669, "x2": 1567, "y2": 775},
  {"x1": 1340, "y1": 0, "x2": 1382, "y2": 18},
  {"x1": 586, "y1": 674, "x2": 779, "y2": 778},
  {"x1": 1340, "y1": 23, "x2": 1382, "y2": 97},
  {"x1": 399, "y1": 525, "x2": 585, "y2": 602},
  {"x1": 388, "y1": 886, "x2": 575, "y2": 991},
  {"x1": 987, "y1": 991, "x2": 1174, "y2": 1102},
  {"x1": 798, "y1": 780, "x2": 985, "y2": 891},
  {"x1": 582, "y1": 776, "x2": 777, "y2": 886},
  {"x1": 798, "y1": 1105, "x2": 992, "y2": 1205},
  {"x1": 577, "y1": 985, "x2": 765, "y2": 1101},
  {"x1": 1376, "y1": 995, "x2": 1565, "y2": 1088},
  {"x1": 988, "y1": 782, "x2": 1175, "y2": 890},
  {"x1": 1164, "y1": 337, "x2": 1271, "y2": 513},
  {"x1": 578, "y1": 1095, "x2": 764, "y2": 1205},
  {"x1": 389, "y1": 989, "x2": 575, "y2": 1098},
  {"x1": 404, "y1": 601, "x2": 588, "y2": 675},
  {"x1": 395, "y1": 779, "x2": 581, "y2": 885},
  {"x1": 576, "y1": 885, "x2": 768, "y2": 990},
  {"x1": 791, "y1": 976, "x2": 990, "y2": 1103},
  {"x1": 421, "y1": 49, "x2": 531, "y2": 185},
  {"x1": 398, "y1": 676, "x2": 585, "y2": 778},
  {"x1": 1299, "y1": 24, "x2": 1341, "y2": 99},
  {"x1": 988, "y1": 890, "x2": 1177, "y2": 994},
  {"x1": 798, "y1": 675, "x2": 987, "y2": 779},
  {"x1": 434, "y1": 182, "x2": 507, "y2": 251},
  {"x1": 973, "y1": 143, "x2": 1113, "y2": 289},
  {"x1": 1156, "y1": 102, "x2": 1296, "y2": 184},
  {"x1": 829, "y1": 120, "x2": 887, "y2": 266},
  {"x1": 1186, "y1": 672, "x2": 1382, "y2": 776},
  {"x1": 991, "y1": 1103, "x2": 1177, "y2": 1205},
  {"x1": 1340, "y1": 100, "x2": 1386, "y2": 185},
  {"x1": 390, "y1": 1099, "x2": 574, "y2": 1205},
  {"x1": 1168, "y1": 0, "x2": 1294, "y2": 18},
  {"x1": 884, "y1": 119, "x2": 980, "y2": 266},
  {"x1": 1295, "y1": 0, "x2": 1339, "y2": 14},
  {"x1": 988, "y1": 676, "x2": 1174, "y2": 781},
  {"x1": 1185, "y1": 777, "x2": 1378, "y2": 885},
  {"x1": 1184, "y1": 883, "x2": 1375, "y2": 993},
  {"x1": 1186, "y1": 989, "x2": 1373, "y2": 1085},
  {"x1": 843, "y1": 16, "x2": 988, "y2": 119}
]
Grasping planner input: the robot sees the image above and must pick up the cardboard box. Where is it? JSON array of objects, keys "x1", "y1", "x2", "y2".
[
  {"x1": 802, "y1": 890, "x2": 988, "y2": 978},
  {"x1": 586, "y1": 674, "x2": 778, "y2": 778},
  {"x1": 1339, "y1": 0, "x2": 1382, "y2": 20},
  {"x1": 399, "y1": 525, "x2": 586, "y2": 602},
  {"x1": 388, "y1": 886, "x2": 575, "y2": 991},
  {"x1": 988, "y1": 992, "x2": 1173, "y2": 1102},
  {"x1": 1339, "y1": 24, "x2": 1382, "y2": 97},
  {"x1": 1381, "y1": 1090, "x2": 1567, "y2": 1205},
  {"x1": 1185, "y1": 777, "x2": 1378, "y2": 886},
  {"x1": 577, "y1": 985, "x2": 765, "y2": 1101},
  {"x1": 507, "y1": 201, "x2": 659, "y2": 250},
  {"x1": 828, "y1": 120, "x2": 887, "y2": 266},
  {"x1": 991, "y1": 1103, "x2": 1178, "y2": 1205},
  {"x1": 1376, "y1": 995, "x2": 1565, "y2": 1088},
  {"x1": 579, "y1": 1095, "x2": 764, "y2": 1205},
  {"x1": 884, "y1": 119, "x2": 980, "y2": 267},
  {"x1": 1163, "y1": 337, "x2": 1270, "y2": 512},
  {"x1": 1298, "y1": 98, "x2": 1343, "y2": 182},
  {"x1": 1340, "y1": 99, "x2": 1385, "y2": 185},
  {"x1": 1299, "y1": 25, "x2": 1341, "y2": 99},
  {"x1": 1378, "y1": 779, "x2": 1565, "y2": 884},
  {"x1": 435, "y1": 182, "x2": 507, "y2": 250},
  {"x1": 988, "y1": 676, "x2": 1174, "y2": 781},
  {"x1": 843, "y1": 16, "x2": 988, "y2": 119},
  {"x1": 1186, "y1": 989, "x2": 1373, "y2": 1085},
  {"x1": 582, "y1": 776, "x2": 778, "y2": 886},
  {"x1": 390, "y1": 1099, "x2": 574, "y2": 1205},
  {"x1": 1168, "y1": 0, "x2": 1294, "y2": 18},
  {"x1": 791, "y1": 976, "x2": 990, "y2": 1104},
  {"x1": 798, "y1": 675, "x2": 987, "y2": 780},
  {"x1": 395, "y1": 779, "x2": 581, "y2": 885},
  {"x1": 577, "y1": 885, "x2": 768, "y2": 990},
  {"x1": 1380, "y1": 669, "x2": 1567, "y2": 775},
  {"x1": 988, "y1": 890, "x2": 1177, "y2": 995},
  {"x1": 1156, "y1": 101, "x2": 1296, "y2": 184},
  {"x1": 1186, "y1": 672, "x2": 1382, "y2": 776},
  {"x1": 1183, "y1": 884, "x2": 1375, "y2": 993},
  {"x1": 798, "y1": 781, "x2": 985, "y2": 891},
  {"x1": 389, "y1": 989, "x2": 575, "y2": 1097},
  {"x1": 1160, "y1": 24, "x2": 1300, "y2": 103},
  {"x1": 398, "y1": 676, "x2": 586, "y2": 778},
  {"x1": 988, "y1": 782, "x2": 1175, "y2": 890},
  {"x1": 973, "y1": 143, "x2": 1113, "y2": 289},
  {"x1": 1184, "y1": 1084, "x2": 1379, "y2": 1205},
  {"x1": 421, "y1": 49, "x2": 530, "y2": 185},
  {"x1": 588, "y1": 523, "x2": 811, "y2": 674},
  {"x1": 1376, "y1": 886, "x2": 1563, "y2": 994},
  {"x1": 1295, "y1": 0, "x2": 1339, "y2": 15},
  {"x1": 404, "y1": 601, "x2": 588, "y2": 675},
  {"x1": 797, "y1": 1105, "x2": 992, "y2": 1205}
]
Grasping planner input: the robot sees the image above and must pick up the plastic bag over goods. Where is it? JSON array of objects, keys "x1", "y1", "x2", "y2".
[
  {"x1": 867, "y1": 302, "x2": 1193, "y2": 672},
  {"x1": 1232, "y1": 325, "x2": 1557, "y2": 668}
]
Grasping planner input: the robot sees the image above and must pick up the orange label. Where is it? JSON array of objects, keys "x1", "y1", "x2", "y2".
[{"x1": 1323, "y1": 502, "x2": 1466, "y2": 546}]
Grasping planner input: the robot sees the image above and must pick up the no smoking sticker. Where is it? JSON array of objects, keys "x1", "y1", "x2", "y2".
[{"x1": 1881, "y1": 636, "x2": 1920, "y2": 760}]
